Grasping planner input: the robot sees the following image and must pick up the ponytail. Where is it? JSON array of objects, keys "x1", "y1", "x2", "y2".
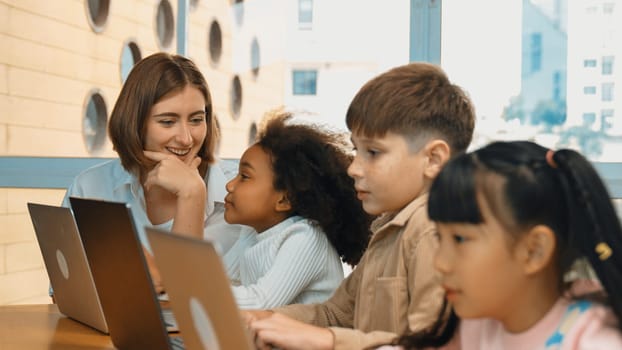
[
  {"x1": 394, "y1": 299, "x2": 458, "y2": 349},
  {"x1": 548, "y1": 149, "x2": 622, "y2": 330},
  {"x1": 392, "y1": 141, "x2": 622, "y2": 349}
]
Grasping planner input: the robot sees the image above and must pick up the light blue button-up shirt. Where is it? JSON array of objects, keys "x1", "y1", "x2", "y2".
[{"x1": 62, "y1": 158, "x2": 242, "y2": 253}]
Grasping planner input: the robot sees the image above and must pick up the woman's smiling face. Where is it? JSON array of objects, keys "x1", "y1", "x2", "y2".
[{"x1": 144, "y1": 85, "x2": 207, "y2": 163}]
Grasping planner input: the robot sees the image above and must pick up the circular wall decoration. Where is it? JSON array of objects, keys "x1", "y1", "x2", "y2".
[
  {"x1": 250, "y1": 37, "x2": 260, "y2": 77},
  {"x1": 230, "y1": 76, "x2": 242, "y2": 120},
  {"x1": 120, "y1": 41, "x2": 142, "y2": 83},
  {"x1": 156, "y1": 0, "x2": 175, "y2": 49},
  {"x1": 83, "y1": 90, "x2": 108, "y2": 155},
  {"x1": 208, "y1": 20, "x2": 223, "y2": 65},
  {"x1": 85, "y1": 0, "x2": 110, "y2": 33}
]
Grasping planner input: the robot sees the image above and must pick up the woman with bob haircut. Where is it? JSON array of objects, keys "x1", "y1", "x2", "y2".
[{"x1": 61, "y1": 52, "x2": 242, "y2": 292}]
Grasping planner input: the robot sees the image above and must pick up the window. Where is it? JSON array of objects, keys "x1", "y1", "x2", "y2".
[
  {"x1": 553, "y1": 71, "x2": 562, "y2": 101},
  {"x1": 85, "y1": 0, "x2": 110, "y2": 33},
  {"x1": 230, "y1": 76, "x2": 242, "y2": 119},
  {"x1": 530, "y1": 33, "x2": 542, "y2": 73},
  {"x1": 582, "y1": 112, "x2": 596, "y2": 125},
  {"x1": 248, "y1": 123, "x2": 257, "y2": 146},
  {"x1": 583, "y1": 59, "x2": 597, "y2": 67},
  {"x1": 602, "y1": 82, "x2": 614, "y2": 102},
  {"x1": 584, "y1": 86, "x2": 597, "y2": 95},
  {"x1": 83, "y1": 90, "x2": 108, "y2": 155},
  {"x1": 603, "y1": 2, "x2": 615, "y2": 15},
  {"x1": 213, "y1": 115, "x2": 222, "y2": 154},
  {"x1": 156, "y1": 0, "x2": 175, "y2": 49},
  {"x1": 292, "y1": 70, "x2": 317, "y2": 95},
  {"x1": 602, "y1": 56, "x2": 614, "y2": 75},
  {"x1": 601, "y1": 109, "x2": 614, "y2": 133},
  {"x1": 298, "y1": 0, "x2": 313, "y2": 29},
  {"x1": 233, "y1": 0, "x2": 244, "y2": 26},
  {"x1": 250, "y1": 37, "x2": 260, "y2": 77},
  {"x1": 119, "y1": 41, "x2": 142, "y2": 83},
  {"x1": 442, "y1": 0, "x2": 621, "y2": 161},
  {"x1": 189, "y1": 0, "x2": 199, "y2": 11},
  {"x1": 209, "y1": 20, "x2": 223, "y2": 65}
]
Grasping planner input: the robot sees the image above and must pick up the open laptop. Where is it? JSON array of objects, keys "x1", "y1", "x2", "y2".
[
  {"x1": 27, "y1": 202, "x2": 109, "y2": 334},
  {"x1": 146, "y1": 227, "x2": 254, "y2": 350},
  {"x1": 69, "y1": 197, "x2": 183, "y2": 350}
]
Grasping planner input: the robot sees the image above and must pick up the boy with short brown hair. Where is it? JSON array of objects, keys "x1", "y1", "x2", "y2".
[{"x1": 247, "y1": 62, "x2": 476, "y2": 350}]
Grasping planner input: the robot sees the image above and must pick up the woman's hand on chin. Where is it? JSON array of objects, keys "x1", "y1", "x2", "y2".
[{"x1": 143, "y1": 150, "x2": 205, "y2": 198}]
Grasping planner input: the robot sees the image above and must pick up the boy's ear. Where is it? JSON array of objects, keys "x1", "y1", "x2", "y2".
[
  {"x1": 517, "y1": 225, "x2": 556, "y2": 275},
  {"x1": 275, "y1": 193, "x2": 292, "y2": 212},
  {"x1": 423, "y1": 140, "x2": 451, "y2": 179}
]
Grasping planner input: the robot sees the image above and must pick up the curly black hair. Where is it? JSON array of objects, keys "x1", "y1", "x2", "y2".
[{"x1": 256, "y1": 113, "x2": 373, "y2": 266}]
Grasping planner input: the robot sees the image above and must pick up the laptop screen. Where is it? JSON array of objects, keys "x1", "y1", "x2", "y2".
[
  {"x1": 69, "y1": 197, "x2": 176, "y2": 350},
  {"x1": 147, "y1": 227, "x2": 254, "y2": 350}
]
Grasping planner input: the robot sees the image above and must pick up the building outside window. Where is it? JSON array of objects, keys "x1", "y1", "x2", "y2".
[
  {"x1": 601, "y1": 109, "x2": 614, "y2": 132},
  {"x1": 584, "y1": 86, "x2": 597, "y2": 94},
  {"x1": 553, "y1": 71, "x2": 563, "y2": 101},
  {"x1": 292, "y1": 70, "x2": 317, "y2": 95},
  {"x1": 602, "y1": 56, "x2": 614, "y2": 75},
  {"x1": 583, "y1": 59, "x2": 597, "y2": 67},
  {"x1": 530, "y1": 32, "x2": 542, "y2": 73},
  {"x1": 582, "y1": 112, "x2": 596, "y2": 125},
  {"x1": 602, "y1": 82, "x2": 614, "y2": 102},
  {"x1": 298, "y1": 0, "x2": 313, "y2": 29}
]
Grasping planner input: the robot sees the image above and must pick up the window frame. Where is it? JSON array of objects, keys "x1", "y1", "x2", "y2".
[{"x1": 292, "y1": 69, "x2": 318, "y2": 95}]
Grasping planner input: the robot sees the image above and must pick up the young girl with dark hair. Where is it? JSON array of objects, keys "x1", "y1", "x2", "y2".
[
  {"x1": 222, "y1": 112, "x2": 372, "y2": 309},
  {"x1": 379, "y1": 140, "x2": 622, "y2": 349}
]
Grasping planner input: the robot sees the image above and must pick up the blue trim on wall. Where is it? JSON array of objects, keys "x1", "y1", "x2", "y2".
[
  {"x1": 0, "y1": 157, "x2": 621, "y2": 199},
  {"x1": 0, "y1": 157, "x2": 114, "y2": 189}
]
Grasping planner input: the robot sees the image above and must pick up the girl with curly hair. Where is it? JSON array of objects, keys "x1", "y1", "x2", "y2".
[{"x1": 222, "y1": 112, "x2": 372, "y2": 309}]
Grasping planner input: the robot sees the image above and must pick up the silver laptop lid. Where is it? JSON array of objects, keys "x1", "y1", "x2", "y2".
[
  {"x1": 27, "y1": 202, "x2": 109, "y2": 334},
  {"x1": 147, "y1": 227, "x2": 254, "y2": 350},
  {"x1": 69, "y1": 197, "x2": 179, "y2": 350}
]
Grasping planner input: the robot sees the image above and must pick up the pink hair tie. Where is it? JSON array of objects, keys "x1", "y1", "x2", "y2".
[{"x1": 546, "y1": 150, "x2": 558, "y2": 168}]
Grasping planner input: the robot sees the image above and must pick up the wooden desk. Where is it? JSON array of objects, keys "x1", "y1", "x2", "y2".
[{"x1": 0, "y1": 303, "x2": 115, "y2": 349}]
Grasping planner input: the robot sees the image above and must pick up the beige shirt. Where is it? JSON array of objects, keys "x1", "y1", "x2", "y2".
[{"x1": 274, "y1": 194, "x2": 444, "y2": 350}]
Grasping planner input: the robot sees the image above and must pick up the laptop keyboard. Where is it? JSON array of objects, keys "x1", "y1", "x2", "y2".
[
  {"x1": 162, "y1": 309, "x2": 179, "y2": 333},
  {"x1": 170, "y1": 336, "x2": 184, "y2": 350}
]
